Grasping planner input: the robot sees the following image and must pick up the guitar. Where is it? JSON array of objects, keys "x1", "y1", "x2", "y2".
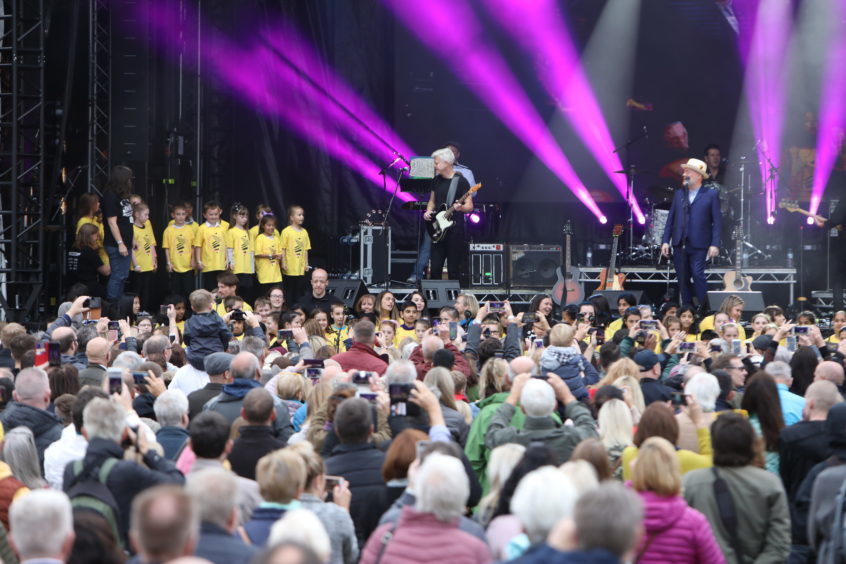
[
  {"x1": 551, "y1": 222, "x2": 584, "y2": 306},
  {"x1": 778, "y1": 200, "x2": 842, "y2": 230},
  {"x1": 722, "y1": 226, "x2": 753, "y2": 291},
  {"x1": 597, "y1": 225, "x2": 625, "y2": 291},
  {"x1": 425, "y1": 183, "x2": 482, "y2": 242}
]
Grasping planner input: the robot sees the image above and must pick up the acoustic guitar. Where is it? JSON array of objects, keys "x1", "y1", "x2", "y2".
[
  {"x1": 722, "y1": 226, "x2": 753, "y2": 291},
  {"x1": 425, "y1": 183, "x2": 482, "y2": 242},
  {"x1": 597, "y1": 225, "x2": 625, "y2": 291},
  {"x1": 551, "y1": 222, "x2": 584, "y2": 306}
]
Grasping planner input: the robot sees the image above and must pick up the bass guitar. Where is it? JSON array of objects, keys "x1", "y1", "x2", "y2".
[
  {"x1": 597, "y1": 224, "x2": 625, "y2": 291},
  {"x1": 551, "y1": 221, "x2": 583, "y2": 305},
  {"x1": 425, "y1": 183, "x2": 482, "y2": 242},
  {"x1": 778, "y1": 200, "x2": 842, "y2": 230},
  {"x1": 722, "y1": 226, "x2": 753, "y2": 291}
]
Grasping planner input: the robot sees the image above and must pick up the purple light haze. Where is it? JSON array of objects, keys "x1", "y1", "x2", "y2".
[
  {"x1": 743, "y1": 0, "x2": 793, "y2": 217},
  {"x1": 468, "y1": 212, "x2": 481, "y2": 224},
  {"x1": 382, "y1": 0, "x2": 604, "y2": 220},
  {"x1": 483, "y1": 0, "x2": 645, "y2": 224},
  {"x1": 136, "y1": 0, "x2": 412, "y2": 200},
  {"x1": 809, "y1": 2, "x2": 846, "y2": 216}
]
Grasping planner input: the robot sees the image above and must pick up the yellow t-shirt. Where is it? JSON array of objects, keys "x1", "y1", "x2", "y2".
[
  {"x1": 226, "y1": 227, "x2": 254, "y2": 274},
  {"x1": 214, "y1": 301, "x2": 253, "y2": 318},
  {"x1": 254, "y1": 234, "x2": 282, "y2": 284},
  {"x1": 700, "y1": 314, "x2": 747, "y2": 340},
  {"x1": 171, "y1": 218, "x2": 227, "y2": 230},
  {"x1": 162, "y1": 224, "x2": 195, "y2": 273},
  {"x1": 280, "y1": 225, "x2": 311, "y2": 276},
  {"x1": 132, "y1": 221, "x2": 157, "y2": 273},
  {"x1": 76, "y1": 216, "x2": 109, "y2": 266},
  {"x1": 194, "y1": 222, "x2": 228, "y2": 272},
  {"x1": 396, "y1": 323, "x2": 417, "y2": 345},
  {"x1": 328, "y1": 325, "x2": 351, "y2": 352},
  {"x1": 249, "y1": 224, "x2": 280, "y2": 248}
]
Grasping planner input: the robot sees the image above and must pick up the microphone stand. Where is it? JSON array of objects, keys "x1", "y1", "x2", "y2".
[
  {"x1": 613, "y1": 126, "x2": 649, "y2": 259},
  {"x1": 378, "y1": 158, "x2": 406, "y2": 289}
]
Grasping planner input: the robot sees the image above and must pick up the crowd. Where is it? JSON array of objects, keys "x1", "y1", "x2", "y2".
[{"x1": 1, "y1": 169, "x2": 845, "y2": 563}]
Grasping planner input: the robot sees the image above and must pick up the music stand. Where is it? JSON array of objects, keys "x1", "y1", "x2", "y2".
[{"x1": 401, "y1": 158, "x2": 436, "y2": 282}]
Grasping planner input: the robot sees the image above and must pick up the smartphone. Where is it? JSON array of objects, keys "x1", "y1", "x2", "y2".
[
  {"x1": 794, "y1": 326, "x2": 809, "y2": 335},
  {"x1": 34, "y1": 342, "x2": 49, "y2": 366},
  {"x1": 639, "y1": 320, "x2": 657, "y2": 330},
  {"x1": 353, "y1": 371, "x2": 377, "y2": 385},
  {"x1": 449, "y1": 321, "x2": 458, "y2": 340},
  {"x1": 523, "y1": 312, "x2": 536, "y2": 323},
  {"x1": 356, "y1": 391, "x2": 378, "y2": 402},
  {"x1": 489, "y1": 302, "x2": 504, "y2": 313},
  {"x1": 595, "y1": 332, "x2": 606, "y2": 345},
  {"x1": 84, "y1": 296, "x2": 102, "y2": 309},
  {"x1": 306, "y1": 367, "x2": 322, "y2": 382},
  {"x1": 107, "y1": 367, "x2": 123, "y2": 395},
  {"x1": 132, "y1": 371, "x2": 149, "y2": 393},
  {"x1": 534, "y1": 338, "x2": 544, "y2": 348},
  {"x1": 324, "y1": 475, "x2": 343, "y2": 490},
  {"x1": 388, "y1": 383, "x2": 418, "y2": 417},
  {"x1": 107, "y1": 320, "x2": 120, "y2": 342},
  {"x1": 710, "y1": 343, "x2": 723, "y2": 353},
  {"x1": 786, "y1": 335, "x2": 798, "y2": 352},
  {"x1": 431, "y1": 319, "x2": 440, "y2": 328},
  {"x1": 679, "y1": 341, "x2": 696, "y2": 352},
  {"x1": 279, "y1": 329, "x2": 294, "y2": 340},
  {"x1": 160, "y1": 305, "x2": 170, "y2": 316},
  {"x1": 731, "y1": 339, "x2": 742, "y2": 355},
  {"x1": 303, "y1": 359, "x2": 325, "y2": 367},
  {"x1": 671, "y1": 391, "x2": 687, "y2": 407},
  {"x1": 47, "y1": 341, "x2": 61, "y2": 367}
]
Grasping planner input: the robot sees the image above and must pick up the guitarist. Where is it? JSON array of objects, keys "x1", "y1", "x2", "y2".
[
  {"x1": 814, "y1": 173, "x2": 846, "y2": 310},
  {"x1": 661, "y1": 158, "x2": 721, "y2": 309},
  {"x1": 423, "y1": 147, "x2": 474, "y2": 283}
]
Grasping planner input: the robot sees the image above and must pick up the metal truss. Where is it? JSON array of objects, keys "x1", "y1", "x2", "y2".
[
  {"x1": 87, "y1": 0, "x2": 110, "y2": 194},
  {"x1": 0, "y1": 0, "x2": 46, "y2": 322}
]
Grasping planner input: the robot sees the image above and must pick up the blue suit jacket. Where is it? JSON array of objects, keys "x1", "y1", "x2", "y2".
[{"x1": 662, "y1": 185, "x2": 721, "y2": 249}]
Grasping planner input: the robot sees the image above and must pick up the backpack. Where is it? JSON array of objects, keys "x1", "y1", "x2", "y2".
[
  {"x1": 65, "y1": 458, "x2": 123, "y2": 548},
  {"x1": 830, "y1": 478, "x2": 846, "y2": 563}
]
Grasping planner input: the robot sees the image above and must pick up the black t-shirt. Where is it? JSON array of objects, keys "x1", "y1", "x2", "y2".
[
  {"x1": 102, "y1": 191, "x2": 134, "y2": 247},
  {"x1": 430, "y1": 173, "x2": 471, "y2": 217},
  {"x1": 77, "y1": 246, "x2": 105, "y2": 297}
]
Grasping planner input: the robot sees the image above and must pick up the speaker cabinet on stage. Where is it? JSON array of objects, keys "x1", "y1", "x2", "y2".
[
  {"x1": 420, "y1": 280, "x2": 461, "y2": 309},
  {"x1": 328, "y1": 279, "x2": 367, "y2": 309},
  {"x1": 509, "y1": 244, "x2": 561, "y2": 288},
  {"x1": 470, "y1": 243, "x2": 506, "y2": 287}
]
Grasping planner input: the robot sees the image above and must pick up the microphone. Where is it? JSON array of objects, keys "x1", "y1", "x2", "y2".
[
  {"x1": 683, "y1": 177, "x2": 690, "y2": 187},
  {"x1": 393, "y1": 151, "x2": 411, "y2": 166}
]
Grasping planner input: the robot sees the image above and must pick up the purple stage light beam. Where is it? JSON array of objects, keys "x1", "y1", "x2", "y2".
[
  {"x1": 743, "y1": 0, "x2": 793, "y2": 217},
  {"x1": 382, "y1": 0, "x2": 605, "y2": 220},
  {"x1": 484, "y1": 0, "x2": 645, "y2": 224},
  {"x1": 809, "y1": 2, "x2": 846, "y2": 217}
]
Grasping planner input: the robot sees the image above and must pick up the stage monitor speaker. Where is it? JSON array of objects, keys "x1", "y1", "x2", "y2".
[
  {"x1": 592, "y1": 290, "x2": 644, "y2": 307},
  {"x1": 509, "y1": 244, "x2": 561, "y2": 288},
  {"x1": 420, "y1": 280, "x2": 461, "y2": 309},
  {"x1": 707, "y1": 291, "x2": 765, "y2": 317},
  {"x1": 470, "y1": 243, "x2": 506, "y2": 287},
  {"x1": 328, "y1": 279, "x2": 367, "y2": 309}
]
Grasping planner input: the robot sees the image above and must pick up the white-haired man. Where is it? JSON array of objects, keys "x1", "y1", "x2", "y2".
[
  {"x1": 485, "y1": 373, "x2": 598, "y2": 465},
  {"x1": 764, "y1": 360, "x2": 806, "y2": 425},
  {"x1": 9, "y1": 490, "x2": 75, "y2": 562},
  {"x1": 677, "y1": 372, "x2": 721, "y2": 452},
  {"x1": 0, "y1": 367, "x2": 63, "y2": 466},
  {"x1": 154, "y1": 390, "x2": 190, "y2": 460}
]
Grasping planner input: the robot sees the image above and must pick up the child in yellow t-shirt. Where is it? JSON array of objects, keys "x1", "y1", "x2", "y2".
[
  {"x1": 76, "y1": 192, "x2": 109, "y2": 266},
  {"x1": 395, "y1": 300, "x2": 419, "y2": 346},
  {"x1": 327, "y1": 302, "x2": 351, "y2": 352},
  {"x1": 254, "y1": 215, "x2": 282, "y2": 294},
  {"x1": 280, "y1": 205, "x2": 311, "y2": 304},
  {"x1": 226, "y1": 203, "x2": 255, "y2": 301},
  {"x1": 130, "y1": 202, "x2": 157, "y2": 310},
  {"x1": 248, "y1": 203, "x2": 279, "y2": 247},
  {"x1": 193, "y1": 201, "x2": 228, "y2": 290},
  {"x1": 162, "y1": 203, "x2": 196, "y2": 299}
]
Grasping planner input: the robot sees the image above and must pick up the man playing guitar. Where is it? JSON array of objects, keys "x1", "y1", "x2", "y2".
[{"x1": 424, "y1": 147, "x2": 474, "y2": 282}]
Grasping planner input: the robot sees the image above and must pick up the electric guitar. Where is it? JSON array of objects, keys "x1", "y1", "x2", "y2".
[
  {"x1": 551, "y1": 222, "x2": 583, "y2": 305},
  {"x1": 778, "y1": 200, "x2": 842, "y2": 230},
  {"x1": 722, "y1": 226, "x2": 753, "y2": 291},
  {"x1": 425, "y1": 183, "x2": 482, "y2": 242},
  {"x1": 597, "y1": 225, "x2": 626, "y2": 291}
]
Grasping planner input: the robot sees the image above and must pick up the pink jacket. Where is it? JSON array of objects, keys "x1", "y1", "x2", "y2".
[
  {"x1": 634, "y1": 490, "x2": 725, "y2": 564},
  {"x1": 360, "y1": 506, "x2": 491, "y2": 564}
]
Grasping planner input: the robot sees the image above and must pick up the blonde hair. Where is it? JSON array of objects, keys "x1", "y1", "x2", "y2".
[
  {"x1": 598, "y1": 357, "x2": 640, "y2": 388},
  {"x1": 277, "y1": 372, "x2": 308, "y2": 401},
  {"x1": 631, "y1": 437, "x2": 681, "y2": 496},
  {"x1": 614, "y1": 375, "x2": 645, "y2": 419},
  {"x1": 424, "y1": 367, "x2": 458, "y2": 411},
  {"x1": 558, "y1": 460, "x2": 599, "y2": 494},
  {"x1": 189, "y1": 289, "x2": 213, "y2": 311},
  {"x1": 549, "y1": 323, "x2": 575, "y2": 347},
  {"x1": 285, "y1": 441, "x2": 324, "y2": 487},
  {"x1": 718, "y1": 295, "x2": 745, "y2": 316},
  {"x1": 304, "y1": 382, "x2": 333, "y2": 424},
  {"x1": 475, "y1": 443, "x2": 525, "y2": 527},
  {"x1": 598, "y1": 398, "x2": 634, "y2": 450},
  {"x1": 255, "y1": 449, "x2": 307, "y2": 503},
  {"x1": 479, "y1": 358, "x2": 509, "y2": 399}
]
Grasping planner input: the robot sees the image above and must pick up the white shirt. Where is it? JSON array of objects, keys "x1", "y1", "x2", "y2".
[
  {"x1": 44, "y1": 424, "x2": 88, "y2": 490},
  {"x1": 169, "y1": 363, "x2": 209, "y2": 396},
  {"x1": 455, "y1": 163, "x2": 476, "y2": 186}
]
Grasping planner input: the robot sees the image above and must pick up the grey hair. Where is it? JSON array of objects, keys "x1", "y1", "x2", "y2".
[
  {"x1": 415, "y1": 453, "x2": 469, "y2": 522},
  {"x1": 83, "y1": 398, "x2": 127, "y2": 442},
  {"x1": 142, "y1": 335, "x2": 170, "y2": 357},
  {"x1": 684, "y1": 372, "x2": 720, "y2": 412},
  {"x1": 112, "y1": 351, "x2": 144, "y2": 370},
  {"x1": 230, "y1": 353, "x2": 260, "y2": 380},
  {"x1": 13, "y1": 368, "x2": 49, "y2": 402},
  {"x1": 9, "y1": 490, "x2": 73, "y2": 559},
  {"x1": 384, "y1": 359, "x2": 417, "y2": 385},
  {"x1": 520, "y1": 379, "x2": 556, "y2": 417},
  {"x1": 185, "y1": 468, "x2": 238, "y2": 530},
  {"x1": 574, "y1": 482, "x2": 643, "y2": 557},
  {"x1": 241, "y1": 336, "x2": 266, "y2": 361},
  {"x1": 421, "y1": 336, "x2": 443, "y2": 361},
  {"x1": 431, "y1": 147, "x2": 455, "y2": 164},
  {"x1": 268, "y1": 509, "x2": 332, "y2": 563},
  {"x1": 153, "y1": 390, "x2": 189, "y2": 427},
  {"x1": 402, "y1": 342, "x2": 418, "y2": 360},
  {"x1": 764, "y1": 360, "x2": 792, "y2": 383},
  {"x1": 2, "y1": 427, "x2": 47, "y2": 489},
  {"x1": 510, "y1": 466, "x2": 578, "y2": 542}
]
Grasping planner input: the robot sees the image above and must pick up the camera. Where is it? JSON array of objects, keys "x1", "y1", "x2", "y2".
[
  {"x1": 523, "y1": 313, "x2": 536, "y2": 323},
  {"x1": 83, "y1": 296, "x2": 102, "y2": 309},
  {"x1": 279, "y1": 329, "x2": 294, "y2": 340},
  {"x1": 639, "y1": 320, "x2": 657, "y2": 330},
  {"x1": 231, "y1": 309, "x2": 246, "y2": 322},
  {"x1": 579, "y1": 312, "x2": 596, "y2": 324}
]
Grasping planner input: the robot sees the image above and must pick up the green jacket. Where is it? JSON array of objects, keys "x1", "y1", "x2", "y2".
[
  {"x1": 465, "y1": 392, "x2": 525, "y2": 493},
  {"x1": 485, "y1": 401, "x2": 598, "y2": 466}
]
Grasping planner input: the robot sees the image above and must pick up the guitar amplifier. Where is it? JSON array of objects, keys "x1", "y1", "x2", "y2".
[
  {"x1": 469, "y1": 243, "x2": 506, "y2": 287},
  {"x1": 509, "y1": 244, "x2": 561, "y2": 288}
]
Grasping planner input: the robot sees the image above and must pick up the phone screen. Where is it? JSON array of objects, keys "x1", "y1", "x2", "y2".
[
  {"x1": 107, "y1": 320, "x2": 120, "y2": 342},
  {"x1": 107, "y1": 368, "x2": 123, "y2": 395},
  {"x1": 449, "y1": 321, "x2": 458, "y2": 340},
  {"x1": 47, "y1": 341, "x2": 61, "y2": 366}
]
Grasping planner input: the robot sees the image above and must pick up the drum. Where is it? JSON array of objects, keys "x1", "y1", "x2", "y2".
[{"x1": 646, "y1": 209, "x2": 669, "y2": 246}]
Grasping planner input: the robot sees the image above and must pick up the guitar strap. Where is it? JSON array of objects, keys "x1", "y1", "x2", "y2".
[{"x1": 445, "y1": 175, "x2": 460, "y2": 209}]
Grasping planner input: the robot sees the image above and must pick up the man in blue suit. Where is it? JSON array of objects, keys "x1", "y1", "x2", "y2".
[{"x1": 661, "y1": 158, "x2": 721, "y2": 308}]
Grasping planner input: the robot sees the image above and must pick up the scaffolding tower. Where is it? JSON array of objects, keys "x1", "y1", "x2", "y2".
[
  {"x1": 0, "y1": 0, "x2": 46, "y2": 322},
  {"x1": 87, "y1": 0, "x2": 110, "y2": 194}
]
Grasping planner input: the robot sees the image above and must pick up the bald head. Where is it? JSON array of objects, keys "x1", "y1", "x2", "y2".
[
  {"x1": 13, "y1": 368, "x2": 51, "y2": 410},
  {"x1": 51, "y1": 327, "x2": 77, "y2": 354},
  {"x1": 86, "y1": 337, "x2": 110, "y2": 365},
  {"x1": 804, "y1": 380, "x2": 843, "y2": 420},
  {"x1": 421, "y1": 336, "x2": 443, "y2": 361},
  {"x1": 229, "y1": 352, "x2": 259, "y2": 381},
  {"x1": 815, "y1": 361, "x2": 845, "y2": 388},
  {"x1": 509, "y1": 356, "x2": 536, "y2": 388}
]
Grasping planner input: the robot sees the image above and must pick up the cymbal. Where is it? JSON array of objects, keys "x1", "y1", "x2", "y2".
[
  {"x1": 401, "y1": 201, "x2": 428, "y2": 210},
  {"x1": 614, "y1": 168, "x2": 651, "y2": 175}
]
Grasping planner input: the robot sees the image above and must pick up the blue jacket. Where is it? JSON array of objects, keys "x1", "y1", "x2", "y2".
[
  {"x1": 194, "y1": 522, "x2": 258, "y2": 564},
  {"x1": 243, "y1": 505, "x2": 291, "y2": 546},
  {"x1": 514, "y1": 545, "x2": 621, "y2": 564},
  {"x1": 155, "y1": 426, "x2": 190, "y2": 460},
  {"x1": 184, "y1": 311, "x2": 232, "y2": 370},
  {"x1": 662, "y1": 185, "x2": 721, "y2": 249},
  {"x1": 539, "y1": 346, "x2": 599, "y2": 400}
]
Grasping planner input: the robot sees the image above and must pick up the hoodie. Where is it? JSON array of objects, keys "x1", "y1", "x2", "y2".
[
  {"x1": 0, "y1": 402, "x2": 62, "y2": 466},
  {"x1": 540, "y1": 345, "x2": 599, "y2": 400},
  {"x1": 464, "y1": 392, "x2": 526, "y2": 493},
  {"x1": 184, "y1": 311, "x2": 232, "y2": 370}
]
